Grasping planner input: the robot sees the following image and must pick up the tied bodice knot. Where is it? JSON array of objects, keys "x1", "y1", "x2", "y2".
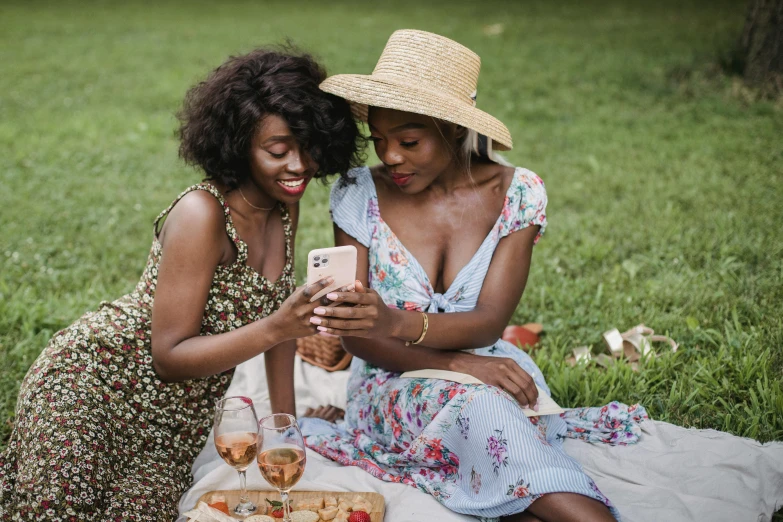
[{"x1": 426, "y1": 292, "x2": 455, "y2": 313}]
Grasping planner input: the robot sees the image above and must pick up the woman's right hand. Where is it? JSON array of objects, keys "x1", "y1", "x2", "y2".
[
  {"x1": 271, "y1": 277, "x2": 339, "y2": 341},
  {"x1": 452, "y1": 352, "x2": 540, "y2": 409}
]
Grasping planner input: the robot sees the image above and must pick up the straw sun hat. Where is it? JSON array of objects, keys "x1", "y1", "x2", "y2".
[{"x1": 320, "y1": 29, "x2": 513, "y2": 151}]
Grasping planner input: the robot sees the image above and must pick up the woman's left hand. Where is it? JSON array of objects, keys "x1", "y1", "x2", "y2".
[{"x1": 309, "y1": 281, "x2": 396, "y2": 338}]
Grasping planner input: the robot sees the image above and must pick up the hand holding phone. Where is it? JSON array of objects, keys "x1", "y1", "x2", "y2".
[
  {"x1": 310, "y1": 279, "x2": 398, "y2": 339},
  {"x1": 305, "y1": 246, "x2": 358, "y2": 303}
]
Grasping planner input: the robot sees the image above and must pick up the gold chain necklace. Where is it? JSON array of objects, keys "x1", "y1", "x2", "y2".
[{"x1": 239, "y1": 187, "x2": 275, "y2": 211}]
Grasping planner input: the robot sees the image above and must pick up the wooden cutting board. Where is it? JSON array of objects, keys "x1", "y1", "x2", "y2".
[{"x1": 198, "y1": 490, "x2": 385, "y2": 521}]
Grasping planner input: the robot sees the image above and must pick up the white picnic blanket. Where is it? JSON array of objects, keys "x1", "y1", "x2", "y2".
[{"x1": 177, "y1": 354, "x2": 783, "y2": 522}]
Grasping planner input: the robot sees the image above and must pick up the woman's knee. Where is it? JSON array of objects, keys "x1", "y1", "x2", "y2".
[{"x1": 525, "y1": 493, "x2": 615, "y2": 522}]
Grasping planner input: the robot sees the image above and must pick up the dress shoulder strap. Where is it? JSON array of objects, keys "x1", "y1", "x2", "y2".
[
  {"x1": 153, "y1": 183, "x2": 248, "y2": 262},
  {"x1": 280, "y1": 203, "x2": 293, "y2": 270}
]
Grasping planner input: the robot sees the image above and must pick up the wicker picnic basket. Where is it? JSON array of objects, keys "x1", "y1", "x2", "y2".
[{"x1": 296, "y1": 334, "x2": 352, "y2": 371}]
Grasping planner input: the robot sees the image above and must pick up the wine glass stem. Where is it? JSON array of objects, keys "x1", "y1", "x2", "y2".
[
  {"x1": 238, "y1": 469, "x2": 249, "y2": 505},
  {"x1": 280, "y1": 488, "x2": 291, "y2": 522}
]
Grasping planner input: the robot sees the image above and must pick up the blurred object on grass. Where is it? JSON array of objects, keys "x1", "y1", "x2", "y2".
[
  {"x1": 738, "y1": 0, "x2": 783, "y2": 97},
  {"x1": 482, "y1": 23, "x2": 505, "y2": 36}
]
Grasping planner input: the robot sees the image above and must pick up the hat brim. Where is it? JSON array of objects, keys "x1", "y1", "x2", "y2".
[{"x1": 320, "y1": 74, "x2": 512, "y2": 151}]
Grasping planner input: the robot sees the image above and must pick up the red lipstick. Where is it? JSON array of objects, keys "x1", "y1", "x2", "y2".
[{"x1": 390, "y1": 172, "x2": 414, "y2": 187}]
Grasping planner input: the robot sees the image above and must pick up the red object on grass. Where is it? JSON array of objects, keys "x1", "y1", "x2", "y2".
[
  {"x1": 502, "y1": 325, "x2": 540, "y2": 348},
  {"x1": 349, "y1": 511, "x2": 372, "y2": 522}
]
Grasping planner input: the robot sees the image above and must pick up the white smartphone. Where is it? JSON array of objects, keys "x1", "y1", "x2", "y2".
[{"x1": 305, "y1": 245, "x2": 358, "y2": 303}]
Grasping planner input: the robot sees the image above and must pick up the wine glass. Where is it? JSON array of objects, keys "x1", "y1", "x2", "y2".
[
  {"x1": 257, "y1": 413, "x2": 306, "y2": 522},
  {"x1": 214, "y1": 396, "x2": 259, "y2": 516}
]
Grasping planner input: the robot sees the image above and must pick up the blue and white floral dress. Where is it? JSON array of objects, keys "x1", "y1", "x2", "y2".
[{"x1": 303, "y1": 166, "x2": 646, "y2": 521}]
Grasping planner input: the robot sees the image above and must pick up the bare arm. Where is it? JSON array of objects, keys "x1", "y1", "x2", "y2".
[
  {"x1": 265, "y1": 340, "x2": 297, "y2": 415},
  {"x1": 262, "y1": 203, "x2": 301, "y2": 416},
  {"x1": 150, "y1": 192, "x2": 328, "y2": 382}
]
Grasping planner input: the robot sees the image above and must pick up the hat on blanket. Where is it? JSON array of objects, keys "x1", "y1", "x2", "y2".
[{"x1": 319, "y1": 29, "x2": 513, "y2": 151}]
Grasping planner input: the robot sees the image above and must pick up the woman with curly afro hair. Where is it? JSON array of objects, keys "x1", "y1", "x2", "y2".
[{"x1": 0, "y1": 47, "x2": 363, "y2": 521}]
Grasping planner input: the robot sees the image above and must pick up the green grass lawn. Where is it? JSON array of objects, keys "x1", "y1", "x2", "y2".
[{"x1": 1, "y1": 0, "x2": 781, "y2": 481}]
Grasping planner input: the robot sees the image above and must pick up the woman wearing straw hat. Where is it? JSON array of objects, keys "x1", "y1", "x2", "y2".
[{"x1": 302, "y1": 31, "x2": 646, "y2": 521}]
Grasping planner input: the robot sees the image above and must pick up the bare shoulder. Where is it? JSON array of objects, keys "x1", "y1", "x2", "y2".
[
  {"x1": 473, "y1": 162, "x2": 517, "y2": 194},
  {"x1": 159, "y1": 189, "x2": 227, "y2": 249}
]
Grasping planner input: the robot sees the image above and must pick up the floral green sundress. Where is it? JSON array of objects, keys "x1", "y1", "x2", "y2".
[{"x1": 0, "y1": 183, "x2": 296, "y2": 521}]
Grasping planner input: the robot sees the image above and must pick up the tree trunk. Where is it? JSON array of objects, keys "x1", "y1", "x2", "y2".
[{"x1": 740, "y1": 0, "x2": 783, "y2": 92}]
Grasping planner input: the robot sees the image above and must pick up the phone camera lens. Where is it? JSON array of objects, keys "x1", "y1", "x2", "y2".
[
  {"x1": 313, "y1": 256, "x2": 320, "y2": 261},
  {"x1": 313, "y1": 262, "x2": 320, "y2": 267}
]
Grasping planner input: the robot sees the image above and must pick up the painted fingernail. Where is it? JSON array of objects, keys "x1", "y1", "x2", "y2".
[
  {"x1": 347, "y1": 284, "x2": 355, "y2": 291},
  {"x1": 533, "y1": 402, "x2": 539, "y2": 412},
  {"x1": 314, "y1": 307, "x2": 326, "y2": 315},
  {"x1": 317, "y1": 326, "x2": 328, "y2": 332},
  {"x1": 309, "y1": 317, "x2": 322, "y2": 325},
  {"x1": 325, "y1": 276, "x2": 334, "y2": 284},
  {"x1": 326, "y1": 293, "x2": 338, "y2": 300}
]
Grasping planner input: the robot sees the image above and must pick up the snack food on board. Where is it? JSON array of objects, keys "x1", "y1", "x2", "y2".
[
  {"x1": 348, "y1": 512, "x2": 371, "y2": 522},
  {"x1": 266, "y1": 498, "x2": 289, "y2": 518},
  {"x1": 318, "y1": 506, "x2": 339, "y2": 520},
  {"x1": 245, "y1": 516, "x2": 275, "y2": 522},
  {"x1": 351, "y1": 495, "x2": 371, "y2": 513},
  {"x1": 290, "y1": 511, "x2": 320, "y2": 522},
  {"x1": 216, "y1": 494, "x2": 375, "y2": 522},
  {"x1": 294, "y1": 497, "x2": 325, "y2": 511},
  {"x1": 207, "y1": 494, "x2": 230, "y2": 515}
]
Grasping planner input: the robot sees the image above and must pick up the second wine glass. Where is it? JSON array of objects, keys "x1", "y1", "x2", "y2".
[{"x1": 257, "y1": 413, "x2": 306, "y2": 522}]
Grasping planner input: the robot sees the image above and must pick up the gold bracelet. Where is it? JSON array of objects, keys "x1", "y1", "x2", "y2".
[{"x1": 405, "y1": 312, "x2": 429, "y2": 346}]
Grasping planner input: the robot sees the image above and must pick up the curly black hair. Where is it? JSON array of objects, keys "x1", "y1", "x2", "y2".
[{"x1": 177, "y1": 46, "x2": 364, "y2": 188}]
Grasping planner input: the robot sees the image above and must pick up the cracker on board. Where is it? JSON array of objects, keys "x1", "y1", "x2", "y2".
[
  {"x1": 289, "y1": 511, "x2": 319, "y2": 522},
  {"x1": 351, "y1": 495, "x2": 371, "y2": 512},
  {"x1": 295, "y1": 497, "x2": 326, "y2": 512},
  {"x1": 353, "y1": 502, "x2": 372, "y2": 513},
  {"x1": 244, "y1": 516, "x2": 275, "y2": 522}
]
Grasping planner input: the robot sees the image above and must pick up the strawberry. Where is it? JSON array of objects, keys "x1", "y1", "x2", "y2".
[
  {"x1": 265, "y1": 498, "x2": 289, "y2": 518},
  {"x1": 349, "y1": 512, "x2": 372, "y2": 522}
]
